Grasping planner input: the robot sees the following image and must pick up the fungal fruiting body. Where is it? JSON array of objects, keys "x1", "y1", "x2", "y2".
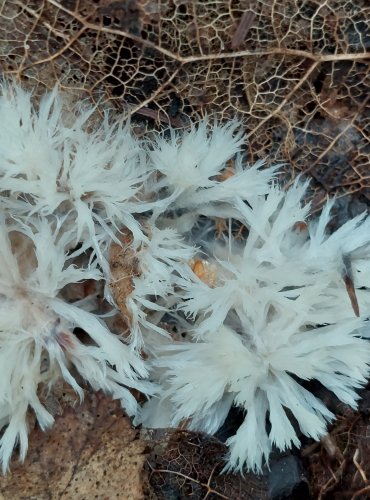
[{"x1": 1, "y1": 81, "x2": 370, "y2": 474}]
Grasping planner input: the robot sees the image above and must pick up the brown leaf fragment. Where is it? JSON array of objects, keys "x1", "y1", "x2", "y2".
[
  {"x1": 109, "y1": 229, "x2": 140, "y2": 323},
  {"x1": 343, "y1": 255, "x2": 360, "y2": 317},
  {"x1": 190, "y1": 258, "x2": 219, "y2": 287},
  {"x1": 0, "y1": 392, "x2": 150, "y2": 500},
  {"x1": 146, "y1": 428, "x2": 269, "y2": 499},
  {"x1": 344, "y1": 273, "x2": 360, "y2": 317}
]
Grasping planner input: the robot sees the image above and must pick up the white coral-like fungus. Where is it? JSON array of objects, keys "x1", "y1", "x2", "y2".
[
  {"x1": 0, "y1": 216, "x2": 150, "y2": 472},
  {"x1": 141, "y1": 181, "x2": 370, "y2": 473},
  {"x1": 1, "y1": 80, "x2": 370, "y2": 477},
  {"x1": 0, "y1": 82, "x2": 147, "y2": 253},
  {"x1": 147, "y1": 120, "x2": 277, "y2": 220}
]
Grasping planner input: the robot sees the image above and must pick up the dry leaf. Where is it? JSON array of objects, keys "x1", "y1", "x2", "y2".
[
  {"x1": 0, "y1": 391, "x2": 150, "y2": 500},
  {"x1": 1, "y1": 0, "x2": 368, "y2": 211}
]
